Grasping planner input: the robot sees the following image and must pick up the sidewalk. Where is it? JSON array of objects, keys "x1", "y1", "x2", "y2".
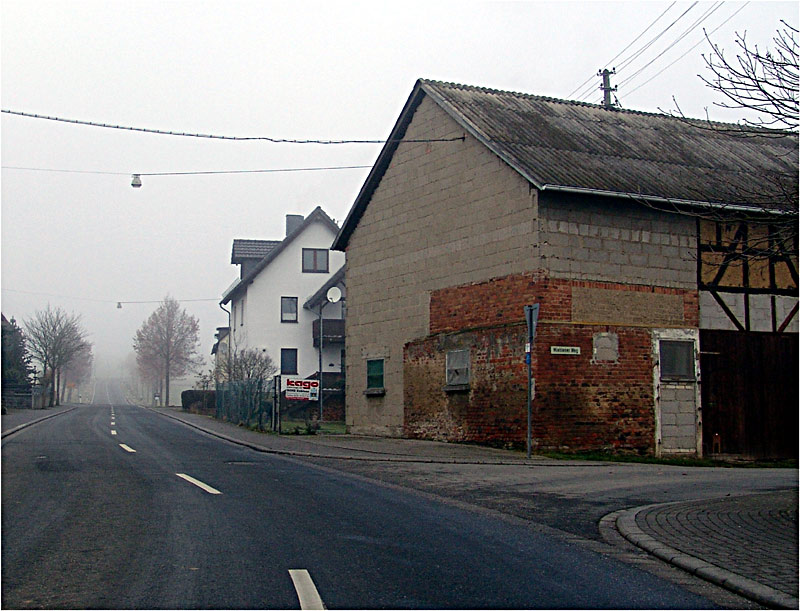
[
  {"x1": 1, "y1": 405, "x2": 77, "y2": 438},
  {"x1": 158, "y1": 407, "x2": 537, "y2": 464},
  {"x1": 614, "y1": 492, "x2": 798, "y2": 609}
]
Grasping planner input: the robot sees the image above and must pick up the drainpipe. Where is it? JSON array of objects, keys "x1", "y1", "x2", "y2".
[{"x1": 219, "y1": 303, "x2": 231, "y2": 381}]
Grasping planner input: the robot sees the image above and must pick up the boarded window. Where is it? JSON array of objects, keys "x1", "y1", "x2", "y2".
[
  {"x1": 660, "y1": 340, "x2": 695, "y2": 381},
  {"x1": 446, "y1": 349, "x2": 470, "y2": 387}
]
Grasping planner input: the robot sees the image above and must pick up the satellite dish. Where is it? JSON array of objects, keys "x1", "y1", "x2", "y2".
[{"x1": 326, "y1": 286, "x2": 342, "y2": 304}]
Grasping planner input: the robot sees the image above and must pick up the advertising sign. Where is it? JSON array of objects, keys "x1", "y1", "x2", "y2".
[{"x1": 282, "y1": 377, "x2": 320, "y2": 401}]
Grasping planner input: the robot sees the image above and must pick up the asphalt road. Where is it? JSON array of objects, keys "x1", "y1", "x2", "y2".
[{"x1": 3, "y1": 380, "x2": 721, "y2": 609}]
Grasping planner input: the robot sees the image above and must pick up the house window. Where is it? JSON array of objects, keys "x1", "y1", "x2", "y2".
[
  {"x1": 281, "y1": 348, "x2": 298, "y2": 375},
  {"x1": 659, "y1": 340, "x2": 695, "y2": 381},
  {"x1": 366, "y1": 359, "x2": 384, "y2": 390},
  {"x1": 302, "y1": 248, "x2": 329, "y2": 273},
  {"x1": 281, "y1": 297, "x2": 298, "y2": 323},
  {"x1": 445, "y1": 349, "x2": 470, "y2": 389}
]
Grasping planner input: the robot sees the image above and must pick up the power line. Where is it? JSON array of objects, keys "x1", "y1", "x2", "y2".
[
  {"x1": 2, "y1": 164, "x2": 372, "y2": 177},
  {"x1": 136, "y1": 165, "x2": 372, "y2": 177},
  {"x1": 624, "y1": 2, "x2": 750, "y2": 97},
  {"x1": 2, "y1": 288, "x2": 219, "y2": 306},
  {"x1": 2, "y1": 166, "x2": 129, "y2": 176},
  {"x1": 566, "y1": 1, "x2": 677, "y2": 99},
  {"x1": 574, "y1": 1, "x2": 700, "y2": 103},
  {"x1": 618, "y1": 1, "x2": 727, "y2": 90},
  {"x1": 0, "y1": 109, "x2": 465, "y2": 145}
]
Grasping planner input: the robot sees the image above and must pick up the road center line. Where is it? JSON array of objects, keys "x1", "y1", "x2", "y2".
[
  {"x1": 111, "y1": 430, "x2": 117, "y2": 435},
  {"x1": 119, "y1": 444, "x2": 136, "y2": 453},
  {"x1": 176, "y1": 473, "x2": 222, "y2": 495},
  {"x1": 289, "y1": 569, "x2": 326, "y2": 610}
]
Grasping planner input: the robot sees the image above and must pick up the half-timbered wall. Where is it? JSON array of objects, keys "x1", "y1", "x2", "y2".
[{"x1": 698, "y1": 219, "x2": 798, "y2": 332}]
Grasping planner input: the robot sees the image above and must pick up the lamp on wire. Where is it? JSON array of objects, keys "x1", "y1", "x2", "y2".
[{"x1": 131, "y1": 174, "x2": 142, "y2": 188}]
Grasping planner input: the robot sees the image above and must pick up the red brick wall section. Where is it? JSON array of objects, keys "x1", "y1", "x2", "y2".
[
  {"x1": 430, "y1": 273, "x2": 698, "y2": 334},
  {"x1": 405, "y1": 272, "x2": 699, "y2": 453},
  {"x1": 404, "y1": 324, "x2": 655, "y2": 452}
]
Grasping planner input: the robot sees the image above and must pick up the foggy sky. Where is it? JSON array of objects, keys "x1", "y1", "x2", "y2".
[{"x1": 2, "y1": 1, "x2": 796, "y2": 377}]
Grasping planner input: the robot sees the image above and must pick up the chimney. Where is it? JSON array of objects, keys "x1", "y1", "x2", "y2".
[{"x1": 286, "y1": 214, "x2": 303, "y2": 237}]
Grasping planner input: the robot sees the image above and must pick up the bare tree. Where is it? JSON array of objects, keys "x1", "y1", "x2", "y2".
[
  {"x1": 24, "y1": 306, "x2": 91, "y2": 406},
  {"x1": 651, "y1": 22, "x2": 799, "y2": 278},
  {"x1": 133, "y1": 296, "x2": 201, "y2": 406},
  {"x1": 219, "y1": 348, "x2": 277, "y2": 382},
  {"x1": 701, "y1": 21, "x2": 798, "y2": 131},
  {"x1": 60, "y1": 343, "x2": 93, "y2": 402}
]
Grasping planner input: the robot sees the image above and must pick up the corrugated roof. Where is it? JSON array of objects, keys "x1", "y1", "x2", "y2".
[
  {"x1": 333, "y1": 79, "x2": 798, "y2": 251},
  {"x1": 231, "y1": 239, "x2": 280, "y2": 264},
  {"x1": 422, "y1": 79, "x2": 798, "y2": 209}
]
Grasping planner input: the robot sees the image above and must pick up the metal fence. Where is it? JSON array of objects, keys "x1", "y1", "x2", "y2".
[
  {"x1": 215, "y1": 374, "x2": 345, "y2": 435},
  {"x1": 215, "y1": 378, "x2": 275, "y2": 431}
]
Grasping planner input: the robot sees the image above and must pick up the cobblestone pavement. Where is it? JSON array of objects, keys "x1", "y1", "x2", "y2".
[
  {"x1": 638, "y1": 492, "x2": 798, "y2": 597},
  {"x1": 617, "y1": 491, "x2": 798, "y2": 609}
]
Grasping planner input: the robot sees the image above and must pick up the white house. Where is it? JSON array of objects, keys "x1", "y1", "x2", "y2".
[{"x1": 220, "y1": 207, "x2": 345, "y2": 380}]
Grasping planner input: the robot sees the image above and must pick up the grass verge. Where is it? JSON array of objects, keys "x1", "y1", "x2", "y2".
[{"x1": 537, "y1": 450, "x2": 797, "y2": 468}]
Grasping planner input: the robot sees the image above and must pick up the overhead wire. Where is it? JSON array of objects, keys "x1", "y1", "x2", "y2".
[
  {"x1": 2, "y1": 164, "x2": 372, "y2": 177},
  {"x1": 624, "y1": 2, "x2": 751, "y2": 97},
  {"x1": 617, "y1": 1, "x2": 727, "y2": 90},
  {"x1": 573, "y1": 1, "x2": 700, "y2": 103},
  {"x1": 566, "y1": 1, "x2": 677, "y2": 100},
  {"x1": 0, "y1": 109, "x2": 465, "y2": 145}
]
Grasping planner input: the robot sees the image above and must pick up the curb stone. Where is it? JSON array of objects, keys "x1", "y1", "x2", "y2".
[
  {"x1": 1, "y1": 406, "x2": 77, "y2": 439},
  {"x1": 614, "y1": 501, "x2": 799, "y2": 610},
  {"x1": 153, "y1": 407, "x2": 541, "y2": 465}
]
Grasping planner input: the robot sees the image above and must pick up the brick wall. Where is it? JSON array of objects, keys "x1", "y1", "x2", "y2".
[
  {"x1": 430, "y1": 273, "x2": 698, "y2": 334},
  {"x1": 405, "y1": 321, "x2": 656, "y2": 452},
  {"x1": 405, "y1": 272, "x2": 699, "y2": 452},
  {"x1": 539, "y1": 191, "x2": 697, "y2": 288}
]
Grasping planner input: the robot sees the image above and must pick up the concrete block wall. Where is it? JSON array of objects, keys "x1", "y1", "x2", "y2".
[
  {"x1": 344, "y1": 93, "x2": 706, "y2": 440},
  {"x1": 658, "y1": 385, "x2": 698, "y2": 452},
  {"x1": 539, "y1": 192, "x2": 697, "y2": 289},
  {"x1": 344, "y1": 95, "x2": 538, "y2": 436}
]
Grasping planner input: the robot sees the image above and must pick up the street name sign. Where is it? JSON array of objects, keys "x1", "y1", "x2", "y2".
[{"x1": 550, "y1": 346, "x2": 581, "y2": 355}]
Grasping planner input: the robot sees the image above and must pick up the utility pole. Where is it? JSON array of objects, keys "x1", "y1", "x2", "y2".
[{"x1": 598, "y1": 68, "x2": 618, "y2": 108}]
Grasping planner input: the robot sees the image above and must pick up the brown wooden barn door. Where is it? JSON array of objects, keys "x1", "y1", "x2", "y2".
[{"x1": 700, "y1": 330, "x2": 798, "y2": 459}]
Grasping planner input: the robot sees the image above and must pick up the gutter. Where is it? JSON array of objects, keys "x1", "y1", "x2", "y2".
[{"x1": 540, "y1": 184, "x2": 797, "y2": 217}]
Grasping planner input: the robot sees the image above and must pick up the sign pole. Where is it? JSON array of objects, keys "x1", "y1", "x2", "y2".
[{"x1": 524, "y1": 304, "x2": 540, "y2": 459}]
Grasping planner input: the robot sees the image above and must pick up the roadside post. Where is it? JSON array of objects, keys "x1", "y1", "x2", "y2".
[{"x1": 524, "y1": 304, "x2": 540, "y2": 459}]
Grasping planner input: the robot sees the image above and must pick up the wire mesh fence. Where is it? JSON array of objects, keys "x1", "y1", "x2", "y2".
[
  {"x1": 215, "y1": 378, "x2": 274, "y2": 431},
  {"x1": 215, "y1": 374, "x2": 345, "y2": 434}
]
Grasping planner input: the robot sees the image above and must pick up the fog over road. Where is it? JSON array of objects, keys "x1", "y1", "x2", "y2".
[{"x1": 3, "y1": 379, "x2": 722, "y2": 609}]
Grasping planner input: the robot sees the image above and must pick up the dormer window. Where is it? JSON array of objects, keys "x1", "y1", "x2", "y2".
[{"x1": 302, "y1": 248, "x2": 329, "y2": 273}]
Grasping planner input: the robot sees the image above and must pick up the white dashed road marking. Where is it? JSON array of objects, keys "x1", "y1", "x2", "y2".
[
  {"x1": 289, "y1": 569, "x2": 326, "y2": 610},
  {"x1": 119, "y1": 444, "x2": 136, "y2": 453},
  {"x1": 176, "y1": 473, "x2": 222, "y2": 495},
  {"x1": 111, "y1": 430, "x2": 117, "y2": 436}
]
